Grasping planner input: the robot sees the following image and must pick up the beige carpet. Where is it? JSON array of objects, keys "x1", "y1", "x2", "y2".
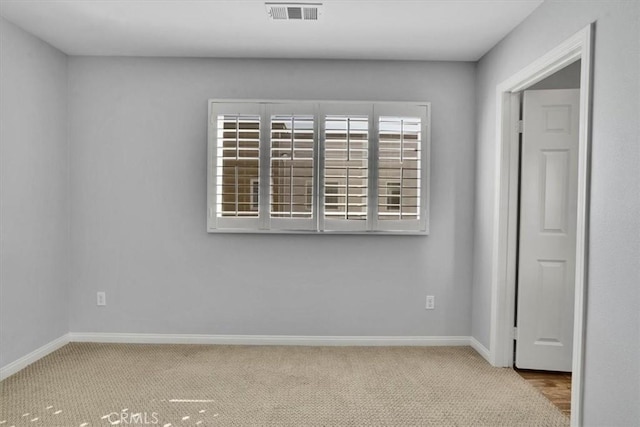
[{"x1": 0, "y1": 343, "x2": 568, "y2": 426}]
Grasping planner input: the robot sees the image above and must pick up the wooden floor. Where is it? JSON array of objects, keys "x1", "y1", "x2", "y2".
[{"x1": 516, "y1": 369, "x2": 572, "y2": 416}]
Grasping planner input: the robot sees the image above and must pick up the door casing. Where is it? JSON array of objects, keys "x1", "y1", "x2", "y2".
[{"x1": 489, "y1": 24, "x2": 594, "y2": 427}]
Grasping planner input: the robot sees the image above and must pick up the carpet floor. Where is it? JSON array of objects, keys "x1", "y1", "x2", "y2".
[{"x1": 0, "y1": 343, "x2": 568, "y2": 426}]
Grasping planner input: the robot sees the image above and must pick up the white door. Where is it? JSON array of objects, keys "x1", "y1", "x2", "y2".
[{"x1": 515, "y1": 89, "x2": 580, "y2": 371}]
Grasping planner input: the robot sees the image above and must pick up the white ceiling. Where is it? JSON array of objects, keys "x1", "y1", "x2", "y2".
[{"x1": 0, "y1": 0, "x2": 543, "y2": 61}]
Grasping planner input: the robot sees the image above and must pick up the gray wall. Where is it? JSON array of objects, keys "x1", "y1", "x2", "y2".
[
  {"x1": 68, "y1": 58, "x2": 476, "y2": 337},
  {"x1": 529, "y1": 59, "x2": 581, "y2": 90},
  {"x1": 472, "y1": 1, "x2": 639, "y2": 425},
  {"x1": 0, "y1": 18, "x2": 69, "y2": 367}
]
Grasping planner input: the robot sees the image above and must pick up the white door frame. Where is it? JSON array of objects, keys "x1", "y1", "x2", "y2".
[{"x1": 489, "y1": 24, "x2": 593, "y2": 427}]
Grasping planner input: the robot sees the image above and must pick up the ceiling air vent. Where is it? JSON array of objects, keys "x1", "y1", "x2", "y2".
[{"x1": 266, "y1": 3, "x2": 322, "y2": 21}]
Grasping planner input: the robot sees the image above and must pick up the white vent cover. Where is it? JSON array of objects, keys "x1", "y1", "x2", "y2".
[{"x1": 266, "y1": 2, "x2": 322, "y2": 21}]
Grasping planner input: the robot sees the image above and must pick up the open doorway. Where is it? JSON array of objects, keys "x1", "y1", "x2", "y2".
[
  {"x1": 490, "y1": 24, "x2": 593, "y2": 427},
  {"x1": 512, "y1": 60, "x2": 581, "y2": 418}
]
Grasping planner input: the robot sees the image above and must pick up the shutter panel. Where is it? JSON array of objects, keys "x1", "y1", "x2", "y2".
[
  {"x1": 374, "y1": 104, "x2": 429, "y2": 232},
  {"x1": 378, "y1": 116, "x2": 421, "y2": 220},
  {"x1": 268, "y1": 103, "x2": 317, "y2": 230},
  {"x1": 321, "y1": 104, "x2": 371, "y2": 232},
  {"x1": 217, "y1": 114, "x2": 260, "y2": 217},
  {"x1": 209, "y1": 102, "x2": 263, "y2": 230}
]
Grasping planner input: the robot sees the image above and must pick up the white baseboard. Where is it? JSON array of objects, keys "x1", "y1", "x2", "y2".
[
  {"x1": 469, "y1": 336, "x2": 491, "y2": 363},
  {"x1": 0, "y1": 334, "x2": 70, "y2": 381},
  {"x1": 69, "y1": 332, "x2": 471, "y2": 347},
  {"x1": 1, "y1": 334, "x2": 484, "y2": 380}
]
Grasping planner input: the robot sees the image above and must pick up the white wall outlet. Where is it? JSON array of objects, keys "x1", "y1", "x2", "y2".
[
  {"x1": 97, "y1": 291, "x2": 106, "y2": 306},
  {"x1": 425, "y1": 295, "x2": 435, "y2": 310}
]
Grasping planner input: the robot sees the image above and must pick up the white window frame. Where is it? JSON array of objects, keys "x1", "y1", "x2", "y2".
[{"x1": 207, "y1": 100, "x2": 430, "y2": 235}]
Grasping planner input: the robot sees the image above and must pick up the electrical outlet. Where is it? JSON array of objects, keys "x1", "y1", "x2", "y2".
[
  {"x1": 97, "y1": 292, "x2": 106, "y2": 306},
  {"x1": 425, "y1": 295, "x2": 435, "y2": 310}
]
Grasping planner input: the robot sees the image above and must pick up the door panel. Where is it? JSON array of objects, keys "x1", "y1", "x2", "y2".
[
  {"x1": 535, "y1": 260, "x2": 566, "y2": 346},
  {"x1": 541, "y1": 150, "x2": 569, "y2": 233},
  {"x1": 516, "y1": 89, "x2": 579, "y2": 372}
]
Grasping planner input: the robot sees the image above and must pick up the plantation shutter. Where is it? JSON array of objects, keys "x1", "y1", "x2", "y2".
[
  {"x1": 320, "y1": 104, "x2": 371, "y2": 232},
  {"x1": 374, "y1": 103, "x2": 429, "y2": 232},
  {"x1": 268, "y1": 103, "x2": 317, "y2": 231},
  {"x1": 207, "y1": 100, "x2": 430, "y2": 234},
  {"x1": 208, "y1": 102, "x2": 263, "y2": 230}
]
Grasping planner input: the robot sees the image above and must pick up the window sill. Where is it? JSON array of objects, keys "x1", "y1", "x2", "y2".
[{"x1": 207, "y1": 228, "x2": 428, "y2": 236}]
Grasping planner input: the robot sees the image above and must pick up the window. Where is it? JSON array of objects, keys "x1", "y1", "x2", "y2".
[
  {"x1": 270, "y1": 114, "x2": 313, "y2": 218},
  {"x1": 322, "y1": 108, "x2": 369, "y2": 232},
  {"x1": 378, "y1": 114, "x2": 422, "y2": 225},
  {"x1": 208, "y1": 101, "x2": 429, "y2": 234},
  {"x1": 385, "y1": 182, "x2": 401, "y2": 211},
  {"x1": 324, "y1": 181, "x2": 340, "y2": 210}
]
